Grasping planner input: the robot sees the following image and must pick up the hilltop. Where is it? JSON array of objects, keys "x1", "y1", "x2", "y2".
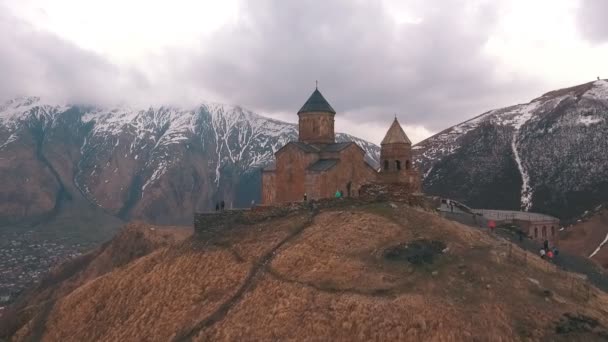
[{"x1": 2, "y1": 201, "x2": 608, "y2": 341}]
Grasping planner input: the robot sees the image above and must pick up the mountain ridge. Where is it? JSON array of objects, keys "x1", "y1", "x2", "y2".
[
  {"x1": 0, "y1": 97, "x2": 380, "y2": 227},
  {"x1": 414, "y1": 79, "x2": 608, "y2": 220}
]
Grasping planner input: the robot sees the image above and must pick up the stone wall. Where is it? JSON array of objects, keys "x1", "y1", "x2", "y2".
[
  {"x1": 261, "y1": 170, "x2": 276, "y2": 204},
  {"x1": 515, "y1": 219, "x2": 559, "y2": 243},
  {"x1": 376, "y1": 170, "x2": 422, "y2": 191},
  {"x1": 196, "y1": 185, "x2": 434, "y2": 234},
  {"x1": 273, "y1": 144, "x2": 319, "y2": 203},
  {"x1": 194, "y1": 202, "x2": 312, "y2": 234},
  {"x1": 380, "y1": 143, "x2": 412, "y2": 172},
  {"x1": 306, "y1": 144, "x2": 378, "y2": 199},
  {"x1": 298, "y1": 112, "x2": 335, "y2": 144},
  {"x1": 359, "y1": 183, "x2": 413, "y2": 201}
]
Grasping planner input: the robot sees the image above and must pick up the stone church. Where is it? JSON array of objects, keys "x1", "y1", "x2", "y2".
[{"x1": 261, "y1": 87, "x2": 420, "y2": 204}]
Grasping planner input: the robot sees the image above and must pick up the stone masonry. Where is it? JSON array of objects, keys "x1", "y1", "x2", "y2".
[{"x1": 261, "y1": 87, "x2": 421, "y2": 205}]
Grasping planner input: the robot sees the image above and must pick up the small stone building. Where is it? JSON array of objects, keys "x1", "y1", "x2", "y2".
[{"x1": 261, "y1": 87, "x2": 421, "y2": 204}]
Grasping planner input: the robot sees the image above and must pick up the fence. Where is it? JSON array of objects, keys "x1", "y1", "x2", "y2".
[
  {"x1": 473, "y1": 209, "x2": 559, "y2": 223},
  {"x1": 494, "y1": 241, "x2": 593, "y2": 302}
]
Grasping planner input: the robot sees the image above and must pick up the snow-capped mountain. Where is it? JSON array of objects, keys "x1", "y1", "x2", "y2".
[
  {"x1": 0, "y1": 97, "x2": 379, "y2": 225},
  {"x1": 414, "y1": 80, "x2": 608, "y2": 220}
]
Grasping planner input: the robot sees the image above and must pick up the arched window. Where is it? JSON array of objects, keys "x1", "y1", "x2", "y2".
[
  {"x1": 395, "y1": 160, "x2": 401, "y2": 170},
  {"x1": 406, "y1": 160, "x2": 411, "y2": 170},
  {"x1": 534, "y1": 227, "x2": 538, "y2": 239},
  {"x1": 551, "y1": 226, "x2": 555, "y2": 236},
  {"x1": 384, "y1": 160, "x2": 389, "y2": 170},
  {"x1": 542, "y1": 226, "x2": 547, "y2": 238}
]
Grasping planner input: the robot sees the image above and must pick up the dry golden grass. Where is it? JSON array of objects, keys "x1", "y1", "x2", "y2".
[
  {"x1": 7, "y1": 203, "x2": 608, "y2": 341},
  {"x1": 0, "y1": 222, "x2": 192, "y2": 339}
]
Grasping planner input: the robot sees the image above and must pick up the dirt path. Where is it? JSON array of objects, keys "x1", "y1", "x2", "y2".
[{"x1": 173, "y1": 212, "x2": 317, "y2": 341}]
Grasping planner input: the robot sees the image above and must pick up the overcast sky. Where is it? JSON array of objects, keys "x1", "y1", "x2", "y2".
[{"x1": 1, "y1": 0, "x2": 608, "y2": 143}]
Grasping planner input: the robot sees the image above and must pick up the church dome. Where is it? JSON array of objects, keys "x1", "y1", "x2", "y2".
[{"x1": 298, "y1": 88, "x2": 336, "y2": 114}]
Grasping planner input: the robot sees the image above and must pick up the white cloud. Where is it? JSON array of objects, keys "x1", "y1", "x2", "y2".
[{"x1": 1, "y1": 0, "x2": 607, "y2": 143}]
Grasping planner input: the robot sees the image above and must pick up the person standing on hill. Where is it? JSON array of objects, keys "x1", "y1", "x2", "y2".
[
  {"x1": 517, "y1": 229, "x2": 525, "y2": 242},
  {"x1": 304, "y1": 193, "x2": 307, "y2": 202},
  {"x1": 220, "y1": 200, "x2": 225, "y2": 211}
]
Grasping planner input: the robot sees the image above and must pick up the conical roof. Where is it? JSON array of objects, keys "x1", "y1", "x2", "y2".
[
  {"x1": 298, "y1": 88, "x2": 336, "y2": 114},
  {"x1": 381, "y1": 118, "x2": 411, "y2": 144}
]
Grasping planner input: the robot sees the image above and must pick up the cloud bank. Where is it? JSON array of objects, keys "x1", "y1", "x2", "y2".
[{"x1": 4, "y1": 0, "x2": 596, "y2": 142}]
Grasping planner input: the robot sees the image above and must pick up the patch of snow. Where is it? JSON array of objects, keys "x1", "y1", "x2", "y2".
[
  {"x1": 585, "y1": 80, "x2": 608, "y2": 100},
  {"x1": 423, "y1": 165, "x2": 433, "y2": 180},
  {"x1": 578, "y1": 116, "x2": 603, "y2": 126},
  {"x1": 0, "y1": 133, "x2": 18, "y2": 150},
  {"x1": 589, "y1": 232, "x2": 608, "y2": 258},
  {"x1": 505, "y1": 101, "x2": 544, "y2": 211},
  {"x1": 512, "y1": 133, "x2": 533, "y2": 211}
]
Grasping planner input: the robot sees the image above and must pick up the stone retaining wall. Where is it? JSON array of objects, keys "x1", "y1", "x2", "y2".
[{"x1": 194, "y1": 186, "x2": 432, "y2": 234}]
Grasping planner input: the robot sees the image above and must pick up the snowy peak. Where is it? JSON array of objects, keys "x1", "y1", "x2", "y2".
[
  {"x1": 414, "y1": 79, "x2": 608, "y2": 220},
  {"x1": 0, "y1": 97, "x2": 379, "y2": 224}
]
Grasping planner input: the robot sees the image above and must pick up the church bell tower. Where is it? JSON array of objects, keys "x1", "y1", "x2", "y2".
[
  {"x1": 297, "y1": 87, "x2": 336, "y2": 145},
  {"x1": 380, "y1": 117, "x2": 412, "y2": 177}
]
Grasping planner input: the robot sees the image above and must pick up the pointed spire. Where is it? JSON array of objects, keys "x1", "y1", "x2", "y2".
[
  {"x1": 381, "y1": 117, "x2": 411, "y2": 145},
  {"x1": 298, "y1": 88, "x2": 336, "y2": 114}
]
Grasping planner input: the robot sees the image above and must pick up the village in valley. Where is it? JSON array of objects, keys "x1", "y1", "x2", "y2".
[{"x1": 0, "y1": 230, "x2": 86, "y2": 313}]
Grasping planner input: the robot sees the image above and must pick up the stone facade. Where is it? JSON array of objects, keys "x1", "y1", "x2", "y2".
[
  {"x1": 261, "y1": 88, "x2": 421, "y2": 205},
  {"x1": 298, "y1": 112, "x2": 335, "y2": 144},
  {"x1": 515, "y1": 219, "x2": 559, "y2": 243},
  {"x1": 377, "y1": 118, "x2": 421, "y2": 189}
]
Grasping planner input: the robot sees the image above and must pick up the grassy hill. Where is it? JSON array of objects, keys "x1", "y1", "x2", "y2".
[{"x1": 2, "y1": 201, "x2": 608, "y2": 341}]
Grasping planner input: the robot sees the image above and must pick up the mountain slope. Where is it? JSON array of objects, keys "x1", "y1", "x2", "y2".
[
  {"x1": 414, "y1": 80, "x2": 608, "y2": 220},
  {"x1": 560, "y1": 205, "x2": 608, "y2": 268},
  {"x1": 0, "y1": 98, "x2": 379, "y2": 226},
  {"x1": 3, "y1": 202, "x2": 608, "y2": 341}
]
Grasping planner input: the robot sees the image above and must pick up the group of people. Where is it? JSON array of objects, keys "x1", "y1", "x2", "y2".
[
  {"x1": 214, "y1": 200, "x2": 226, "y2": 212},
  {"x1": 540, "y1": 239, "x2": 559, "y2": 261}
]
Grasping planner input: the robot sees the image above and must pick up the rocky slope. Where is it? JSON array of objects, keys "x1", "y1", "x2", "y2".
[
  {"x1": 0, "y1": 97, "x2": 379, "y2": 226},
  {"x1": 414, "y1": 80, "x2": 608, "y2": 220},
  {"x1": 2, "y1": 202, "x2": 608, "y2": 341}
]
